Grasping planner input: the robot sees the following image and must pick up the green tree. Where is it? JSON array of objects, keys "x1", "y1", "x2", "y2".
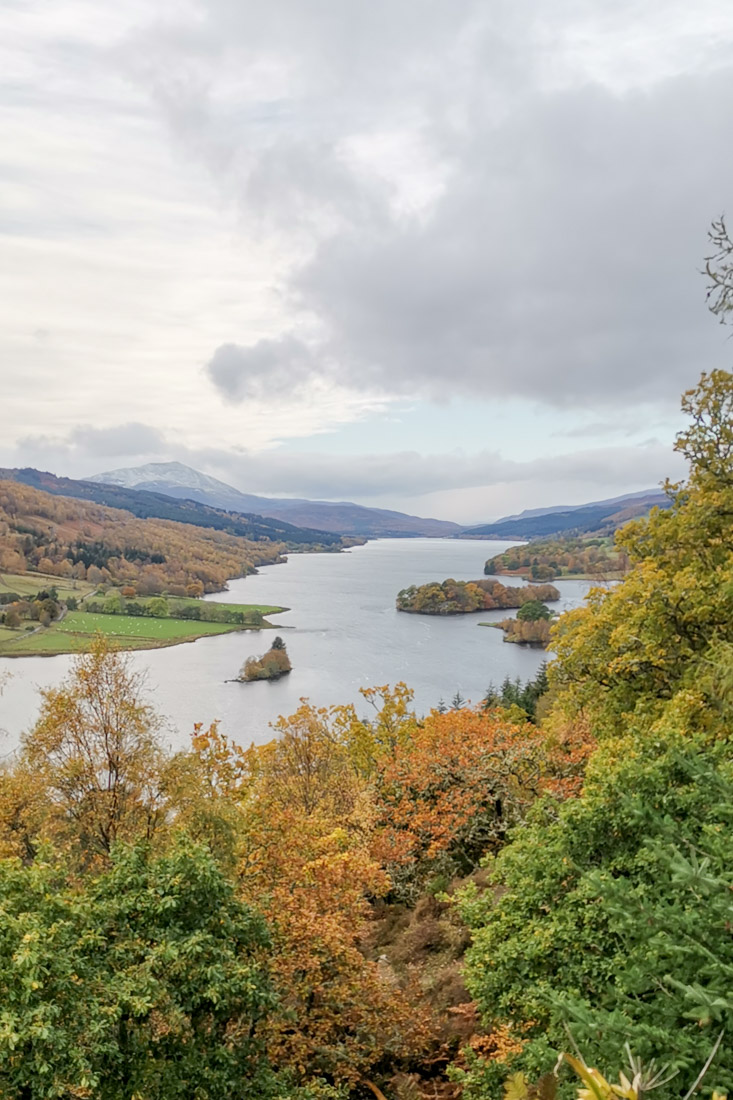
[
  {"x1": 147, "y1": 596, "x2": 169, "y2": 618},
  {"x1": 516, "y1": 599, "x2": 551, "y2": 622},
  {"x1": 458, "y1": 731, "x2": 733, "y2": 1100},
  {"x1": 0, "y1": 841, "x2": 277, "y2": 1100}
]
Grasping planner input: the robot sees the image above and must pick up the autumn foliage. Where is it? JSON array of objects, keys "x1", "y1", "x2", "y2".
[{"x1": 0, "y1": 478, "x2": 283, "y2": 593}]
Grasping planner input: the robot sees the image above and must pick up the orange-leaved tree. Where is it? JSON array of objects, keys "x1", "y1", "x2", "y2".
[
  {"x1": 374, "y1": 707, "x2": 594, "y2": 895},
  {"x1": 232, "y1": 699, "x2": 433, "y2": 1087}
]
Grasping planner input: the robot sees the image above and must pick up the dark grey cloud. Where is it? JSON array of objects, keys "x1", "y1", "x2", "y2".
[{"x1": 291, "y1": 71, "x2": 733, "y2": 406}]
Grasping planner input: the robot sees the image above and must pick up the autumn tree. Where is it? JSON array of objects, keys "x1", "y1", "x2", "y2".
[
  {"x1": 374, "y1": 707, "x2": 592, "y2": 898},
  {"x1": 8, "y1": 635, "x2": 166, "y2": 864},
  {"x1": 550, "y1": 370, "x2": 733, "y2": 739},
  {"x1": 230, "y1": 699, "x2": 431, "y2": 1087}
]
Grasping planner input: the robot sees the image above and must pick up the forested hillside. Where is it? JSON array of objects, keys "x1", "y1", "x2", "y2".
[
  {"x1": 1, "y1": 466, "x2": 347, "y2": 549},
  {"x1": 1, "y1": 371, "x2": 732, "y2": 1100},
  {"x1": 0, "y1": 479, "x2": 284, "y2": 593},
  {"x1": 484, "y1": 535, "x2": 630, "y2": 581}
]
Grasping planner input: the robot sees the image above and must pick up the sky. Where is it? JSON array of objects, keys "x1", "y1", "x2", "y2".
[{"x1": 1, "y1": 0, "x2": 733, "y2": 524}]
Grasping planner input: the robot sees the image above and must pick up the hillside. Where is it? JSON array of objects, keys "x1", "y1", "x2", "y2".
[
  {"x1": 463, "y1": 488, "x2": 669, "y2": 539},
  {"x1": 0, "y1": 468, "x2": 345, "y2": 548},
  {"x1": 91, "y1": 461, "x2": 462, "y2": 537},
  {"x1": 484, "y1": 534, "x2": 630, "y2": 580},
  {"x1": 0, "y1": 479, "x2": 284, "y2": 594}
]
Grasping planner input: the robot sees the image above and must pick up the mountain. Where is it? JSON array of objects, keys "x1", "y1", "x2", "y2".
[
  {"x1": 90, "y1": 462, "x2": 462, "y2": 538},
  {"x1": 0, "y1": 468, "x2": 345, "y2": 548},
  {"x1": 462, "y1": 489, "x2": 670, "y2": 539}
]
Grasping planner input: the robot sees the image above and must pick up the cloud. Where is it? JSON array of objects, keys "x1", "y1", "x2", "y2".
[
  {"x1": 205, "y1": 337, "x2": 321, "y2": 401},
  {"x1": 3, "y1": 0, "x2": 733, "y2": 517},
  {"x1": 69, "y1": 422, "x2": 166, "y2": 456},
  {"x1": 203, "y1": 441, "x2": 681, "y2": 500},
  {"x1": 7, "y1": 418, "x2": 683, "y2": 503},
  {"x1": 121, "y1": 0, "x2": 733, "y2": 412},
  {"x1": 15, "y1": 422, "x2": 166, "y2": 469}
]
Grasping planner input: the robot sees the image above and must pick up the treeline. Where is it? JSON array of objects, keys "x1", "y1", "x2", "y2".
[
  {"x1": 85, "y1": 593, "x2": 265, "y2": 626},
  {"x1": 485, "y1": 534, "x2": 630, "y2": 581},
  {"x1": 0, "y1": 480, "x2": 284, "y2": 594},
  {"x1": 397, "y1": 577, "x2": 559, "y2": 614}
]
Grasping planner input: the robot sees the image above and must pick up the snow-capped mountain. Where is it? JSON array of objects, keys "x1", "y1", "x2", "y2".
[{"x1": 89, "y1": 462, "x2": 462, "y2": 537}]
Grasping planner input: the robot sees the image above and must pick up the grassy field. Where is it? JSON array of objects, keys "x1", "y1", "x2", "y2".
[
  {"x1": 0, "y1": 572, "x2": 95, "y2": 601},
  {"x1": 0, "y1": 607, "x2": 285, "y2": 657},
  {"x1": 167, "y1": 597, "x2": 286, "y2": 617}
]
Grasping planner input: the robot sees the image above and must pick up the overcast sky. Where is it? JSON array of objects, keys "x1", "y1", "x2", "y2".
[{"x1": 2, "y1": 0, "x2": 732, "y2": 523}]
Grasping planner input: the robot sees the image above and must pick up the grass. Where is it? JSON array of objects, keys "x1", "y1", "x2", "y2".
[
  {"x1": 167, "y1": 597, "x2": 286, "y2": 617},
  {"x1": 0, "y1": 607, "x2": 285, "y2": 658},
  {"x1": 57, "y1": 612, "x2": 238, "y2": 640},
  {"x1": 0, "y1": 572, "x2": 95, "y2": 601}
]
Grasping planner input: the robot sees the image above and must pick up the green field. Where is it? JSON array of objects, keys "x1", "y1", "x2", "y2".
[
  {"x1": 0, "y1": 605, "x2": 286, "y2": 658},
  {"x1": 166, "y1": 597, "x2": 286, "y2": 617},
  {"x1": 0, "y1": 572, "x2": 95, "y2": 601}
]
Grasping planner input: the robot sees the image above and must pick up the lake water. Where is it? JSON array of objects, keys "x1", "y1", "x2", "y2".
[{"x1": 0, "y1": 539, "x2": 592, "y2": 755}]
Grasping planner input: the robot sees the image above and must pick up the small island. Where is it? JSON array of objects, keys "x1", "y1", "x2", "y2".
[
  {"x1": 480, "y1": 599, "x2": 555, "y2": 647},
  {"x1": 396, "y1": 577, "x2": 559, "y2": 615},
  {"x1": 238, "y1": 636, "x2": 292, "y2": 682}
]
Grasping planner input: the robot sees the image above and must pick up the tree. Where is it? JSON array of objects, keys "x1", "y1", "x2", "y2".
[
  {"x1": 234, "y1": 701, "x2": 432, "y2": 1086},
  {"x1": 704, "y1": 215, "x2": 733, "y2": 321},
  {"x1": 147, "y1": 596, "x2": 169, "y2": 618},
  {"x1": 458, "y1": 731, "x2": 733, "y2": 1100},
  {"x1": 516, "y1": 600, "x2": 551, "y2": 622},
  {"x1": 14, "y1": 636, "x2": 165, "y2": 864},
  {"x1": 4, "y1": 607, "x2": 20, "y2": 628},
  {"x1": 374, "y1": 708, "x2": 591, "y2": 897},
  {"x1": 0, "y1": 841, "x2": 277, "y2": 1100},
  {"x1": 550, "y1": 370, "x2": 733, "y2": 739}
]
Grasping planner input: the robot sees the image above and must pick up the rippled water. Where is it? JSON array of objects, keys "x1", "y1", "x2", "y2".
[{"x1": 0, "y1": 538, "x2": 592, "y2": 754}]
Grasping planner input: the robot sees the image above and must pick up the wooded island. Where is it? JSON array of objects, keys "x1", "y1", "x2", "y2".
[{"x1": 396, "y1": 576, "x2": 559, "y2": 614}]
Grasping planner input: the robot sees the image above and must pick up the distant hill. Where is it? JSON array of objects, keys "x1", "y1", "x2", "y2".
[
  {"x1": 90, "y1": 462, "x2": 462, "y2": 538},
  {"x1": 463, "y1": 490, "x2": 670, "y2": 539},
  {"x1": 0, "y1": 468, "x2": 345, "y2": 549}
]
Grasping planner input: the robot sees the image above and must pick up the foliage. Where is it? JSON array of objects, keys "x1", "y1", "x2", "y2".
[
  {"x1": 0, "y1": 636, "x2": 165, "y2": 865},
  {"x1": 0, "y1": 477, "x2": 284, "y2": 594},
  {"x1": 483, "y1": 664, "x2": 549, "y2": 721},
  {"x1": 397, "y1": 579, "x2": 559, "y2": 615},
  {"x1": 0, "y1": 840, "x2": 277, "y2": 1100},
  {"x1": 458, "y1": 731, "x2": 733, "y2": 1099},
  {"x1": 374, "y1": 706, "x2": 592, "y2": 898},
  {"x1": 550, "y1": 370, "x2": 733, "y2": 739},
  {"x1": 486, "y1": 537, "x2": 629, "y2": 581},
  {"x1": 234, "y1": 700, "x2": 432, "y2": 1086},
  {"x1": 516, "y1": 600, "x2": 552, "y2": 622},
  {"x1": 501, "y1": 617, "x2": 553, "y2": 647}
]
